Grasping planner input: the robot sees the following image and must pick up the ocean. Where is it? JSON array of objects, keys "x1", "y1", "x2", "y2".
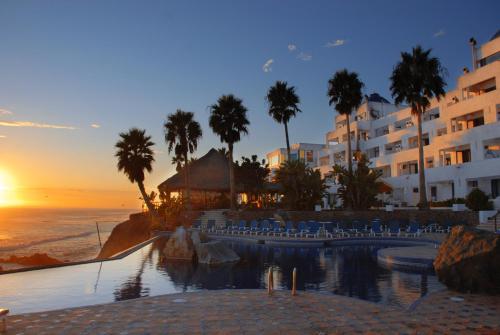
[{"x1": 0, "y1": 208, "x2": 134, "y2": 269}]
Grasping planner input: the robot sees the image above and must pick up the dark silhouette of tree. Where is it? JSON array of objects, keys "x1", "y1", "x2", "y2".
[
  {"x1": 275, "y1": 160, "x2": 326, "y2": 210},
  {"x1": 390, "y1": 46, "x2": 446, "y2": 208},
  {"x1": 164, "y1": 110, "x2": 203, "y2": 209},
  {"x1": 333, "y1": 154, "x2": 383, "y2": 209},
  {"x1": 209, "y1": 95, "x2": 250, "y2": 210},
  {"x1": 266, "y1": 81, "x2": 301, "y2": 158},
  {"x1": 235, "y1": 155, "x2": 270, "y2": 202},
  {"x1": 115, "y1": 128, "x2": 161, "y2": 224},
  {"x1": 327, "y1": 70, "x2": 364, "y2": 174}
]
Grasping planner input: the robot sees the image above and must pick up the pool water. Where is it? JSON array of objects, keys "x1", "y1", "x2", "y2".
[{"x1": 0, "y1": 237, "x2": 445, "y2": 314}]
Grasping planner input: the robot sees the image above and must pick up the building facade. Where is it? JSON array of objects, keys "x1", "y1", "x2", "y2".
[{"x1": 267, "y1": 32, "x2": 500, "y2": 208}]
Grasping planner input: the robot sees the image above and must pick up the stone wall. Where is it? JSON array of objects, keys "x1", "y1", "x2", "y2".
[{"x1": 226, "y1": 209, "x2": 478, "y2": 226}]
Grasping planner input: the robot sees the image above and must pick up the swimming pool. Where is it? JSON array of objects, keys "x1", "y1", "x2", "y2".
[{"x1": 0, "y1": 237, "x2": 444, "y2": 314}]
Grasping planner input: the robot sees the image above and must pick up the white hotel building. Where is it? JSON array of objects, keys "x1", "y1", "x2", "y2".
[{"x1": 267, "y1": 32, "x2": 500, "y2": 208}]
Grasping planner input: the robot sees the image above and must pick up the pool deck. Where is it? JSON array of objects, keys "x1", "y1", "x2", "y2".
[{"x1": 6, "y1": 289, "x2": 500, "y2": 334}]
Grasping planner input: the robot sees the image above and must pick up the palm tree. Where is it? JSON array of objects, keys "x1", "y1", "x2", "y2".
[
  {"x1": 164, "y1": 110, "x2": 202, "y2": 209},
  {"x1": 390, "y1": 46, "x2": 446, "y2": 208},
  {"x1": 209, "y1": 94, "x2": 249, "y2": 210},
  {"x1": 115, "y1": 128, "x2": 161, "y2": 223},
  {"x1": 266, "y1": 81, "x2": 301, "y2": 158},
  {"x1": 327, "y1": 69, "x2": 364, "y2": 173}
]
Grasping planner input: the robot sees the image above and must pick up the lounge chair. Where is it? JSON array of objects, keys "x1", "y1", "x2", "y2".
[
  {"x1": 237, "y1": 220, "x2": 249, "y2": 235},
  {"x1": 405, "y1": 221, "x2": 421, "y2": 237},
  {"x1": 260, "y1": 220, "x2": 271, "y2": 235},
  {"x1": 323, "y1": 221, "x2": 336, "y2": 238},
  {"x1": 270, "y1": 221, "x2": 285, "y2": 236},
  {"x1": 370, "y1": 221, "x2": 384, "y2": 237},
  {"x1": 297, "y1": 221, "x2": 309, "y2": 237},
  {"x1": 436, "y1": 221, "x2": 452, "y2": 233},
  {"x1": 387, "y1": 220, "x2": 401, "y2": 237},
  {"x1": 285, "y1": 221, "x2": 297, "y2": 237},
  {"x1": 249, "y1": 220, "x2": 260, "y2": 235},
  {"x1": 305, "y1": 221, "x2": 320, "y2": 238}
]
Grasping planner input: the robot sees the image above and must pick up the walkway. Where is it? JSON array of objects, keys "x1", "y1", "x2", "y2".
[{"x1": 7, "y1": 289, "x2": 500, "y2": 334}]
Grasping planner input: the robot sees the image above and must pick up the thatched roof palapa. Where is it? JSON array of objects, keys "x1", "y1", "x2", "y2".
[{"x1": 158, "y1": 148, "x2": 233, "y2": 192}]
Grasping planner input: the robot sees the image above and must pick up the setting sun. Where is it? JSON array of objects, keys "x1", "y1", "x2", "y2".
[{"x1": 0, "y1": 169, "x2": 20, "y2": 206}]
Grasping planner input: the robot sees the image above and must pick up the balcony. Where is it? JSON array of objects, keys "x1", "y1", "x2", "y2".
[{"x1": 385, "y1": 140, "x2": 403, "y2": 155}]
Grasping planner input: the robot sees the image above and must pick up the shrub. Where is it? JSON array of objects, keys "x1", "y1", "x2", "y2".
[{"x1": 465, "y1": 189, "x2": 493, "y2": 211}]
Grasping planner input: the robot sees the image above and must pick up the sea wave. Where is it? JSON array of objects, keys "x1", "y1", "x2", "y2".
[{"x1": 0, "y1": 231, "x2": 99, "y2": 252}]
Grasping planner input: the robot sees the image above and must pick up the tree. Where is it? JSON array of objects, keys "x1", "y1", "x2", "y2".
[
  {"x1": 209, "y1": 94, "x2": 250, "y2": 210},
  {"x1": 333, "y1": 154, "x2": 383, "y2": 210},
  {"x1": 115, "y1": 128, "x2": 161, "y2": 223},
  {"x1": 235, "y1": 155, "x2": 270, "y2": 201},
  {"x1": 164, "y1": 109, "x2": 202, "y2": 210},
  {"x1": 275, "y1": 160, "x2": 326, "y2": 210},
  {"x1": 390, "y1": 46, "x2": 446, "y2": 209},
  {"x1": 327, "y1": 69, "x2": 364, "y2": 174},
  {"x1": 465, "y1": 189, "x2": 492, "y2": 211},
  {"x1": 266, "y1": 81, "x2": 301, "y2": 158}
]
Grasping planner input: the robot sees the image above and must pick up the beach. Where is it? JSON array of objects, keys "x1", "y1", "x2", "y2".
[{"x1": 0, "y1": 208, "x2": 133, "y2": 270}]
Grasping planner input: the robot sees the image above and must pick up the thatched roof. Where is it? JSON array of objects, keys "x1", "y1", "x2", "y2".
[{"x1": 158, "y1": 148, "x2": 232, "y2": 192}]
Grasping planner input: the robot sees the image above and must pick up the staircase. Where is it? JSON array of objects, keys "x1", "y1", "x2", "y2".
[{"x1": 197, "y1": 209, "x2": 228, "y2": 229}]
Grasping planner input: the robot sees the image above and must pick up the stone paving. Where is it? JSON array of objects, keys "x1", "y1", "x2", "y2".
[{"x1": 6, "y1": 289, "x2": 500, "y2": 334}]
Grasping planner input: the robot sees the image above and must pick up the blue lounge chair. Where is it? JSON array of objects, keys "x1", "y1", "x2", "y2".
[
  {"x1": 305, "y1": 221, "x2": 320, "y2": 238},
  {"x1": 405, "y1": 221, "x2": 421, "y2": 237},
  {"x1": 270, "y1": 221, "x2": 284, "y2": 236},
  {"x1": 297, "y1": 221, "x2": 308, "y2": 237},
  {"x1": 249, "y1": 220, "x2": 260, "y2": 235},
  {"x1": 436, "y1": 221, "x2": 452, "y2": 233},
  {"x1": 260, "y1": 220, "x2": 271, "y2": 235},
  {"x1": 387, "y1": 220, "x2": 400, "y2": 237},
  {"x1": 237, "y1": 220, "x2": 248, "y2": 234},
  {"x1": 323, "y1": 221, "x2": 336, "y2": 238},
  {"x1": 370, "y1": 221, "x2": 383, "y2": 237},
  {"x1": 285, "y1": 221, "x2": 297, "y2": 237}
]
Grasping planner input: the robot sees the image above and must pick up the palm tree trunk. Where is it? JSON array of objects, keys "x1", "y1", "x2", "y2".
[
  {"x1": 138, "y1": 181, "x2": 162, "y2": 226},
  {"x1": 284, "y1": 122, "x2": 291, "y2": 159},
  {"x1": 345, "y1": 114, "x2": 352, "y2": 173},
  {"x1": 184, "y1": 152, "x2": 191, "y2": 211},
  {"x1": 228, "y1": 143, "x2": 236, "y2": 210},
  {"x1": 416, "y1": 110, "x2": 428, "y2": 209}
]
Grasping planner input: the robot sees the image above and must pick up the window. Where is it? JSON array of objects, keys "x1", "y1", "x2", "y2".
[
  {"x1": 367, "y1": 146, "x2": 380, "y2": 159},
  {"x1": 413, "y1": 187, "x2": 419, "y2": 193},
  {"x1": 375, "y1": 125, "x2": 389, "y2": 137},
  {"x1": 469, "y1": 180, "x2": 478, "y2": 188},
  {"x1": 437, "y1": 128, "x2": 447, "y2": 137},
  {"x1": 451, "y1": 110, "x2": 484, "y2": 132},
  {"x1": 426, "y1": 157, "x2": 434, "y2": 169},
  {"x1": 385, "y1": 140, "x2": 403, "y2": 155},
  {"x1": 408, "y1": 134, "x2": 430, "y2": 149},
  {"x1": 398, "y1": 161, "x2": 418, "y2": 176},
  {"x1": 305, "y1": 150, "x2": 314, "y2": 163},
  {"x1": 394, "y1": 117, "x2": 413, "y2": 131}
]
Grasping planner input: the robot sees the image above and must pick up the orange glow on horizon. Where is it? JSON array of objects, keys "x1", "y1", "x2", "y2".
[{"x1": 0, "y1": 169, "x2": 23, "y2": 207}]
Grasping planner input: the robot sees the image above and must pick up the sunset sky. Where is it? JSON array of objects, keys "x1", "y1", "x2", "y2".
[{"x1": 0, "y1": 0, "x2": 498, "y2": 208}]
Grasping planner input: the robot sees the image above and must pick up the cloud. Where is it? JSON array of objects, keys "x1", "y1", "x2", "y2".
[
  {"x1": 297, "y1": 52, "x2": 312, "y2": 61},
  {"x1": 288, "y1": 44, "x2": 297, "y2": 52},
  {"x1": 262, "y1": 59, "x2": 274, "y2": 72},
  {"x1": 433, "y1": 29, "x2": 445, "y2": 37},
  {"x1": 0, "y1": 109, "x2": 13, "y2": 115},
  {"x1": 0, "y1": 135, "x2": 6, "y2": 138},
  {"x1": 90, "y1": 124, "x2": 101, "y2": 128},
  {"x1": 325, "y1": 39, "x2": 346, "y2": 48},
  {"x1": 0, "y1": 121, "x2": 76, "y2": 130},
  {"x1": 153, "y1": 149, "x2": 164, "y2": 155}
]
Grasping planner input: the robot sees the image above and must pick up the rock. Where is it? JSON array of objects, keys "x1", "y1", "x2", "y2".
[
  {"x1": 194, "y1": 241, "x2": 240, "y2": 265},
  {"x1": 0, "y1": 253, "x2": 63, "y2": 266},
  {"x1": 433, "y1": 225, "x2": 500, "y2": 294},
  {"x1": 97, "y1": 213, "x2": 153, "y2": 259},
  {"x1": 164, "y1": 227, "x2": 196, "y2": 261}
]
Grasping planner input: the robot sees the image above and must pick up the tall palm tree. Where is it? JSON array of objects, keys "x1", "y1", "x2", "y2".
[
  {"x1": 115, "y1": 128, "x2": 161, "y2": 223},
  {"x1": 266, "y1": 81, "x2": 301, "y2": 158},
  {"x1": 327, "y1": 69, "x2": 364, "y2": 173},
  {"x1": 390, "y1": 46, "x2": 446, "y2": 209},
  {"x1": 164, "y1": 110, "x2": 202, "y2": 209},
  {"x1": 209, "y1": 94, "x2": 249, "y2": 210}
]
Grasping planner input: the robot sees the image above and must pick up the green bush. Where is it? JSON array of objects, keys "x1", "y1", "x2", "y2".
[
  {"x1": 429, "y1": 198, "x2": 465, "y2": 207},
  {"x1": 465, "y1": 189, "x2": 493, "y2": 211}
]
